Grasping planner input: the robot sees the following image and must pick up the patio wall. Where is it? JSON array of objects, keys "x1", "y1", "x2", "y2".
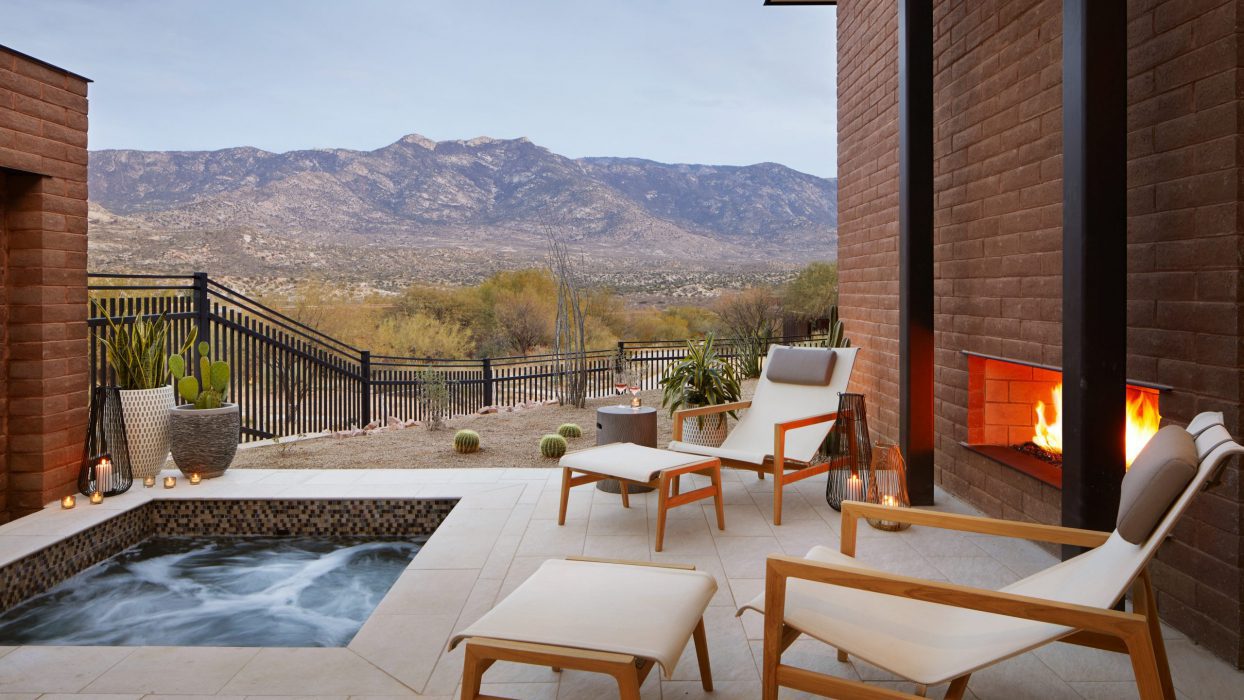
[
  {"x1": 836, "y1": 0, "x2": 1244, "y2": 666},
  {"x1": 0, "y1": 46, "x2": 90, "y2": 523}
]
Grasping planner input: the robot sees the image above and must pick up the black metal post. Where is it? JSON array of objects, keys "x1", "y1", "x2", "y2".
[
  {"x1": 482, "y1": 357, "x2": 494, "y2": 407},
  {"x1": 359, "y1": 350, "x2": 372, "y2": 428},
  {"x1": 899, "y1": 0, "x2": 936, "y2": 506},
  {"x1": 192, "y1": 272, "x2": 211, "y2": 379},
  {"x1": 1061, "y1": 0, "x2": 1128, "y2": 552}
]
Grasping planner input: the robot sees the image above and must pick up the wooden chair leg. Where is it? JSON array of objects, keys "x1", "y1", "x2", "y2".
[
  {"x1": 619, "y1": 480, "x2": 630, "y2": 508},
  {"x1": 613, "y1": 664, "x2": 644, "y2": 700},
  {"x1": 692, "y1": 617, "x2": 713, "y2": 691},
  {"x1": 710, "y1": 464, "x2": 725, "y2": 530},
  {"x1": 460, "y1": 643, "x2": 494, "y2": 700},
  {"x1": 655, "y1": 472, "x2": 670, "y2": 552},
  {"x1": 558, "y1": 467, "x2": 571, "y2": 526},
  {"x1": 758, "y1": 471, "x2": 765, "y2": 480},
  {"x1": 1137, "y1": 570, "x2": 1175, "y2": 699},
  {"x1": 945, "y1": 674, "x2": 971, "y2": 700},
  {"x1": 672, "y1": 473, "x2": 681, "y2": 496},
  {"x1": 771, "y1": 465, "x2": 784, "y2": 526},
  {"x1": 1125, "y1": 625, "x2": 1167, "y2": 700},
  {"x1": 915, "y1": 683, "x2": 928, "y2": 696}
]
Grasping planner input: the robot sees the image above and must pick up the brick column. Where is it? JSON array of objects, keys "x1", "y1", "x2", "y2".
[{"x1": 0, "y1": 47, "x2": 91, "y2": 522}]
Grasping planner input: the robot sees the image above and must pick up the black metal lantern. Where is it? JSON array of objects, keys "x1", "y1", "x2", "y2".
[
  {"x1": 825, "y1": 392, "x2": 872, "y2": 511},
  {"x1": 78, "y1": 386, "x2": 134, "y2": 497}
]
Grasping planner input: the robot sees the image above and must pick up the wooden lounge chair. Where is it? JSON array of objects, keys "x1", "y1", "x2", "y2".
[
  {"x1": 669, "y1": 345, "x2": 857, "y2": 525},
  {"x1": 738, "y1": 412, "x2": 1242, "y2": 699},
  {"x1": 450, "y1": 557, "x2": 716, "y2": 700}
]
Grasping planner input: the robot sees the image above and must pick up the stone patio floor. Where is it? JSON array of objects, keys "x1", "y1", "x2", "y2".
[{"x1": 0, "y1": 465, "x2": 1239, "y2": 699}]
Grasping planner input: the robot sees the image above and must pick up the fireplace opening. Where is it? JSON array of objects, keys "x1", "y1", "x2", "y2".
[{"x1": 963, "y1": 352, "x2": 1167, "y2": 487}]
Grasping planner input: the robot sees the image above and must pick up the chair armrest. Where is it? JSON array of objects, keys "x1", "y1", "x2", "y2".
[
  {"x1": 775, "y1": 411, "x2": 838, "y2": 433},
  {"x1": 672, "y1": 401, "x2": 752, "y2": 441},
  {"x1": 764, "y1": 554, "x2": 1145, "y2": 639},
  {"x1": 838, "y1": 501, "x2": 1111, "y2": 557}
]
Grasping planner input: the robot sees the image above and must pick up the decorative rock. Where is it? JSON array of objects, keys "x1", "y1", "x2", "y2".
[
  {"x1": 404, "y1": 418, "x2": 419, "y2": 427},
  {"x1": 364, "y1": 420, "x2": 380, "y2": 430},
  {"x1": 387, "y1": 416, "x2": 405, "y2": 429}
]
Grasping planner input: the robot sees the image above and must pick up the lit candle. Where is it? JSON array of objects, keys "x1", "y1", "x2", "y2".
[
  {"x1": 189, "y1": 472, "x2": 202, "y2": 485},
  {"x1": 89, "y1": 491, "x2": 104, "y2": 505},
  {"x1": 61, "y1": 495, "x2": 76, "y2": 509},
  {"x1": 883, "y1": 495, "x2": 896, "y2": 507},
  {"x1": 95, "y1": 457, "x2": 113, "y2": 494},
  {"x1": 164, "y1": 476, "x2": 177, "y2": 489},
  {"x1": 143, "y1": 476, "x2": 156, "y2": 488},
  {"x1": 630, "y1": 396, "x2": 642, "y2": 409}
]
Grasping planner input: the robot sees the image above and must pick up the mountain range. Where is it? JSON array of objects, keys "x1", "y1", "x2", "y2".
[{"x1": 88, "y1": 134, "x2": 838, "y2": 295}]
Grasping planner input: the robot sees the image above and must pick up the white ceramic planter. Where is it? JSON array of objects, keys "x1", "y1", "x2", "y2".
[
  {"x1": 169, "y1": 403, "x2": 240, "y2": 479},
  {"x1": 116, "y1": 385, "x2": 175, "y2": 479},
  {"x1": 679, "y1": 412, "x2": 729, "y2": 447}
]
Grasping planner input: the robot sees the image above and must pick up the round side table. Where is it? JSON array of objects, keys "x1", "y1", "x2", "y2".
[{"x1": 595, "y1": 405, "x2": 658, "y2": 493}]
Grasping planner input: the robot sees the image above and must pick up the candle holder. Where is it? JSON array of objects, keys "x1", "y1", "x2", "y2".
[
  {"x1": 188, "y1": 472, "x2": 202, "y2": 485},
  {"x1": 61, "y1": 495, "x2": 76, "y2": 509},
  {"x1": 630, "y1": 396, "x2": 642, "y2": 409},
  {"x1": 143, "y1": 476, "x2": 156, "y2": 488},
  {"x1": 824, "y1": 393, "x2": 873, "y2": 511},
  {"x1": 78, "y1": 387, "x2": 134, "y2": 497},
  {"x1": 89, "y1": 491, "x2": 104, "y2": 505},
  {"x1": 164, "y1": 476, "x2": 177, "y2": 489},
  {"x1": 865, "y1": 442, "x2": 912, "y2": 532}
]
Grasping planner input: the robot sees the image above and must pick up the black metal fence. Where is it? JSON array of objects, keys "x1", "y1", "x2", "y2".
[{"x1": 89, "y1": 273, "x2": 825, "y2": 442}]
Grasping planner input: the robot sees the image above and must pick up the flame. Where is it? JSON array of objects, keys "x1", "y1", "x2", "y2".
[
  {"x1": 1125, "y1": 391, "x2": 1161, "y2": 467},
  {"x1": 1031, "y1": 383, "x2": 1161, "y2": 468},
  {"x1": 1032, "y1": 385, "x2": 1063, "y2": 454}
]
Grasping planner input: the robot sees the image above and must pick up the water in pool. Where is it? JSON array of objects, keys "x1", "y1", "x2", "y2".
[{"x1": 0, "y1": 535, "x2": 423, "y2": 647}]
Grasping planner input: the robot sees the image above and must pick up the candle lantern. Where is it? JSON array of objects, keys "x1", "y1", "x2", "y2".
[
  {"x1": 89, "y1": 491, "x2": 104, "y2": 505},
  {"x1": 189, "y1": 472, "x2": 202, "y2": 485},
  {"x1": 864, "y1": 442, "x2": 911, "y2": 532},
  {"x1": 164, "y1": 476, "x2": 177, "y2": 489},
  {"x1": 78, "y1": 387, "x2": 134, "y2": 497},
  {"x1": 824, "y1": 393, "x2": 873, "y2": 511},
  {"x1": 143, "y1": 476, "x2": 156, "y2": 488},
  {"x1": 61, "y1": 495, "x2": 76, "y2": 509}
]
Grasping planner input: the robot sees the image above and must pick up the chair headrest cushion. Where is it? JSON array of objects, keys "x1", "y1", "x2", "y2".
[
  {"x1": 765, "y1": 346, "x2": 836, "y2": 386},
  {"x1": 1116, "y1": 425, "x2": 1198, "y2": 545}
]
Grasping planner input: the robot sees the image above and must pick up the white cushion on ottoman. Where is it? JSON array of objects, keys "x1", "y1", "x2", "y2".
[
  {"x1": 560, "y1": 442, "x2": 714, "y2": 483},
  {"x1": 450, "y1": 558, "x2": 717, "y2": 677}
]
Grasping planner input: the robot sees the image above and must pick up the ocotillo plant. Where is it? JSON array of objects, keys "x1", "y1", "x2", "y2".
[{"x1": 170, "y1": 341, "x2": 231, "y2": 409}]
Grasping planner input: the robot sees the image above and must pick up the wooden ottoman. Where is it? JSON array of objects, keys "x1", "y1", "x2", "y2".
[
  {"x1": 450, "y1": 557, "x2": 716, "y2": 699},
  {"x1": 558, "y1": 442, "x2": 724, "y2": 551}
]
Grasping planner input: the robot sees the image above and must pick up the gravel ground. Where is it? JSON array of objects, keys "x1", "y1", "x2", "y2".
[{"x1": 231, "y1": 386, "x2": 700, "y2": 470}]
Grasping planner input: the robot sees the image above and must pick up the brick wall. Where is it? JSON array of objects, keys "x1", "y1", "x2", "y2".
[
  {"x1": 837, "y1": 0, "x2": 1244, "y2": 666},
  {"x1": 0, "y1": 46, "x2": 90, "y2": 522}
]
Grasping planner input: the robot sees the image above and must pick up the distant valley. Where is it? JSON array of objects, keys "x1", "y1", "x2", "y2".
[{"x1": 88, "y1": 134, "x2": 838, "y2": 298}]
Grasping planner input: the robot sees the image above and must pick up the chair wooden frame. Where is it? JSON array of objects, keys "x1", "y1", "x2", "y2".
[
  {"x1": 673, "y1": 400, "x2": 837, "y2": 525},
  {"x1": 558, "y1": 455, "x2": 724, "y2": 551},
  {"x1": 459, "y1": 557, "x2": 713, "y2": 700},
  {"x1": 760, "y1": 501, "x2": 1175, "y2": 700}
]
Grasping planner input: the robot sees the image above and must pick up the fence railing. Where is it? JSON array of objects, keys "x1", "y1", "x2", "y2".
[{"x1": 89, "y1": 272, "x2": 825, "y2": 442}]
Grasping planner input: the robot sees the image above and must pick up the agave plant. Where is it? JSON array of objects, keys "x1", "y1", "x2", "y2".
[
  {"x1": 93, "y1": 299, "x2": 193, "y2": 390},
  {"x1": 659, "y1": 334, "x2": 741, "y2": 428}
]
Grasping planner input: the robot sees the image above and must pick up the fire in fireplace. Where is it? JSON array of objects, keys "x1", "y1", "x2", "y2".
[{"x1": 964, "y1": 352, "x2": 1168, "y2": 487}]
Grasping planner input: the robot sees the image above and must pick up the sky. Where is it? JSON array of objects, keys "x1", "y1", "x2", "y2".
[{"x1": 1, "y1": 0, "x2": 837, "y2": 177}]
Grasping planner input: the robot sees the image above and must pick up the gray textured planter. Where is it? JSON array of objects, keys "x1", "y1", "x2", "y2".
[{"x1": 169, "y1": 403, "x2": 240, "y2": 479}]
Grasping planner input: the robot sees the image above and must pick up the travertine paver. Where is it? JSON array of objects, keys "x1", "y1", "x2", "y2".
[{"x1": 0, "y1": 467, "x2": 1239, "y2": 698}]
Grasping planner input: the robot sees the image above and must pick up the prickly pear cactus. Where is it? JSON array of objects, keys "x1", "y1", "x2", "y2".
[
  {"x1": 557, "y1": 423, "x2": 583, "y2": 439},
  {"x1": 540, "y1": 434, "x2": 567, "y2": 459},
  {"x1": 169, "y1": 341, "x2": 232, "y2": 409},
  {"x1": 454, "y1": 429, "x2": 480, "y2": 454}
]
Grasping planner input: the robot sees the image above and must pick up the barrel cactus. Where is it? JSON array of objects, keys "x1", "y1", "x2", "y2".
[
  {"x1": 540, "y1": 434, "x2": 567, "y2": 459},
  {"x1": 454, "y1": 429, "x2": 480, "y2": 454},
  {"x1": 557, "y1": 423, "x2": 583, "y2": 439},
  {"x1": 170, "y1": 341, "x2": 231, "y2": 409}
]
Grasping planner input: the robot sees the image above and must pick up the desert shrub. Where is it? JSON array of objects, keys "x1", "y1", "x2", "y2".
[{"x1": 418, "y1": 369, "x2": 450, "y2": 430}]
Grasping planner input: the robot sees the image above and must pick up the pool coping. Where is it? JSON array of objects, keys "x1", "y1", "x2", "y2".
[{"x1": 0, "y1": 466, "x2": 548, "y2": 696}]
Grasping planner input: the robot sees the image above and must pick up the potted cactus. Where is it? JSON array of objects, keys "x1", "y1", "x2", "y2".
[{"x1": 167, "y1": 341, "x2": 239, "y2": 478}]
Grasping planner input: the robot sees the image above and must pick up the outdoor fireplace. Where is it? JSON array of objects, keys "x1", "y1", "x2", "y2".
[{"x1": 963, "y1": 352, "x2": 1166, "y2": 488}]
